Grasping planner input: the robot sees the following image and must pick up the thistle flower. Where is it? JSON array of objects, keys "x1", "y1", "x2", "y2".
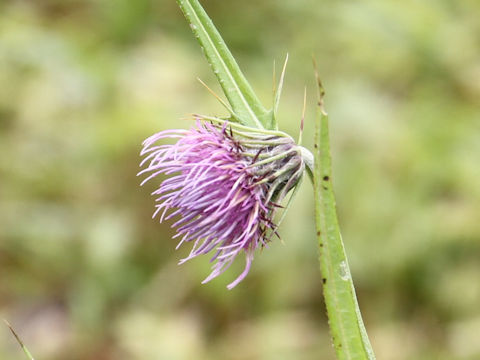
[{"x1": 139, "y1": 116, "x2": 308, "y2": 289}]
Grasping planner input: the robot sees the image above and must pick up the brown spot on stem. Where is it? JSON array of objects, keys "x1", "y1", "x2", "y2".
[{"x1": 323, "y1": 175, "x2": 329, "y2": 181}]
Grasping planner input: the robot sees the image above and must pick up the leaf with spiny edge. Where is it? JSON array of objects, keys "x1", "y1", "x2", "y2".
[
  {"x1": 312, "y1": 59, "x2": 376, "y2": 360},
  {"x1": 176, "y1": 0, "x2": 275, "y2": 130}
]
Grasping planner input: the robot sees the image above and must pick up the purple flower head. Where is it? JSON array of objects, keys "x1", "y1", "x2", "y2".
[{"x1": 139, "y1": 116, "x2": 306, "y2": 289}]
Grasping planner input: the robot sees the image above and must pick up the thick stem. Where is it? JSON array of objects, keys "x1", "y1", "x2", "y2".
[
  {"x1": 313, "y1": 68, "x2": 376, "y2": 359},
  {"x1": 176, "y1": 0, "x2": 272, "y2": 129}
]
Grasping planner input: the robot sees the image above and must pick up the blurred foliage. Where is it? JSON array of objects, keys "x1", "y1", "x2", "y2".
[{"x1": 0, "y1": 0, "x2": 479, "y2": 359}]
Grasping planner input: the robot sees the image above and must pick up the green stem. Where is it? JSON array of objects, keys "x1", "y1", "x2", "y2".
[
  {"x1": 313, "y1": 69, "x2": 376, "y2": 359},
  {"x1": 176, "y1": 0, "x2": 273, "y2": 129},
  {"x1": 4, "y1": 320, "x2": 36, "y2": 360}
]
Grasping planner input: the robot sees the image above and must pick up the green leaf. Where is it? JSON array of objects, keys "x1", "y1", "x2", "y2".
[
  {"x1": 176, "y1": 0, "x2": 273, "y2": 129},
  {"x1": 313, "y1": 66, "x2": 376, "y2": 359}
]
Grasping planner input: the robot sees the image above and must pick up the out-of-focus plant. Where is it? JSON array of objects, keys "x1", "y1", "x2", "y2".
[
  {"x1": 4, "y1": 321, "x2": 35, "y2": 360},
  {"x1": 138, "y1": 0, "x2": 376, "y2": 358}
]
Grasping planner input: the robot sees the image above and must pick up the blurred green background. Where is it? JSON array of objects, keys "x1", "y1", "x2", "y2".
[{"x1": 1, "y1": 0, "x2": 479, "y2": 359}]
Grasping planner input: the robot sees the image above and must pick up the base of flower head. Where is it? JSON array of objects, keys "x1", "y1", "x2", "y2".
[{"x1": 139, "y1": 117, "x2": 306, "y2": 288}]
